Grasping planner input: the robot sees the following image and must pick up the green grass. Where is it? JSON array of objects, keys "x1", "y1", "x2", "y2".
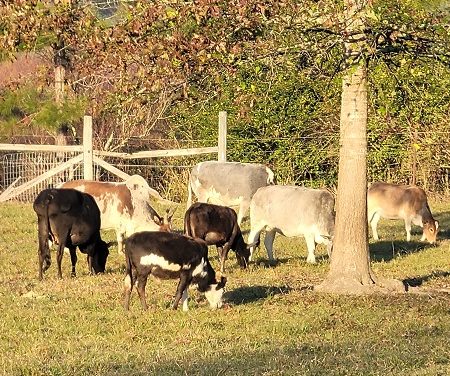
[{"x1": 0, "y1": 201, "x2": 449, "y2": 375}]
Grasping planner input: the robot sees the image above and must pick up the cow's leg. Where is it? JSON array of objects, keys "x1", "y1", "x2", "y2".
[
  {"x1": 123, "y1": 273, "x2": 133, "y2": 310},
  {"x1": 216, "y1": 246, "x2": 222, "y2": 261},
  {"x1": 38, "y1": 241, "x2": 51, "y2": 280},
  {"x1": 412, "y1": 217, "x2": 427, "y2": 241},
  {"x1": 37, "y1": 218, "x2": 52, "y2": 280},
  {"x1": 136, "y1": 274, "x2": 149, "y2": 310},
  {"x1": 181, "y1": 288, "x2": 189, "y2": 312},
  {"x1": 404, "y1": 218, "x2": 412, "y2": 241},
  {"x1": 79, "y1": 242, "x2": 97, "y2": 274},
  {"x1": 264, "y1": 230, "x2": 277, "y2": 262},
  {"x1": 69, "y1": 247, "x2": 77, "y2": 277},
  {"x1": 237, "y1": 200, "x2": 250, "y2": 226},
  {"x1": 216, "y1": 246, "x2": 225, "y2": 272},
  {"x1": 247, "y1": 228, "x2": 262, "y2": 261},
  {"x1": 369, "y1": 212, "x2": 381, "y2": 240},
  {"x1": 218, "y1": 243, "x2": 231, "y2": 273},
  {"x1": 304, "y1": 234, "x2": 317, "y2": 264},
  {"x1": 173, "y1": 273, "x2": 191, "y2": 310},
  {"x1": 56, "y1": 243, "x2": 65, "y2": 279},
  {"x1": 117, "y1": 231, "x2": 125, "y2": 254}
]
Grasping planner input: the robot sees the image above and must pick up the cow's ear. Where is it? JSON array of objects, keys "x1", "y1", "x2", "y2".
[
  {"x1": 164, "y1": 208, "x2": 175, "y2": 223},
  {"x1": 435, "y1": 220, "x2": 439, "y2": 229},
  {"x1": 217, "y1": 276, "x2": 227, "y2": 289},
  {"x1": 216, "y1": 271, "x2": 227, "y2": 289},
  {"x1": 153, "y1": 215, "x2": 163, "y2": 225}
]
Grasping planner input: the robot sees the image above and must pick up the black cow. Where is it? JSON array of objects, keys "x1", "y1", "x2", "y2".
[
  {"x1": 124, "y1": 231, "x2": 227, "y2": 311},
  {"x1": 184, "y1": 202, "x2": 251, "y2": 272},
  {"x1": 33, "y1": 188, "x2": 109, "y2": 280}
]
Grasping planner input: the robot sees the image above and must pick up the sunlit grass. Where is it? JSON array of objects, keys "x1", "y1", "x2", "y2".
[{"x1": 0, "y1": 200, "x2": 448, "y2": 375}]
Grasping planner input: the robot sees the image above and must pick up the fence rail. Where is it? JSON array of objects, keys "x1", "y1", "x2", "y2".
[{"x1": 0, "y1": 113, "x2": 228, "y2": 202}]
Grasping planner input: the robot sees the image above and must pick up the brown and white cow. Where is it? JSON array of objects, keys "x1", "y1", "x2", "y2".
[
  {"x1": 187, "y1": 161, "x2": 275, "y2": 225},
  {"x1": 60, "y1": 175, "x2": 173, "y2": 253},
  {"x1": 367, "y1": 182, "x2": 439, "y2": 244}
]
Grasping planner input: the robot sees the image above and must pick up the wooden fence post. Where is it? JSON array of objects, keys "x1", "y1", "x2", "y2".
[
  {"x1": 83, "y1": 115, "x2": 94, "y2": 180},
  {"x1": 55, "y1": 66, "x2": 65, "y2": 105},
  {"x1": 218, "y1": 111, "x2": 227, "y2": 162}
]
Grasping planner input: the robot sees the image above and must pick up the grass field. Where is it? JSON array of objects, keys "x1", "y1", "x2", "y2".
[{"x1": 0, "y1": 200, "x2": 449, "y2": 375}]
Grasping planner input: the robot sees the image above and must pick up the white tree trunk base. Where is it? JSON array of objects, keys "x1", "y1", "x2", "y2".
[{"x1": 315, "y1": 276, "x2": 406, "y2": 295}]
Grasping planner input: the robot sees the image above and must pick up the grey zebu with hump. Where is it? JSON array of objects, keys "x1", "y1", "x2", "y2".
[
  {"x1": 187, "y1": 161, "x2": 275, "y2": 225},
  {"x1": 247, "y1": 185, "x2": 335, "y2": 264},
  {"x1": 367, "y1": 182, "x2": 439, "y2": 243}
]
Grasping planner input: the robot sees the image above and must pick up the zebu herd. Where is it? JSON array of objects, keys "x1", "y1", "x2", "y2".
[{"x1": 32, "y1": 161, "x2": 439, "y2": 311}]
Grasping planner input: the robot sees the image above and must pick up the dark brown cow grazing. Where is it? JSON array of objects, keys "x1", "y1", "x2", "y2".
[
  {"x1": 367, "y1": 182, "x2": 439, "y2": 244},
  {"x1": 184, "y1": 202, "x2": 251, "y2": 272},
  {"x1": 33, "y1": 188, "x2": 109, "y2": 279}
]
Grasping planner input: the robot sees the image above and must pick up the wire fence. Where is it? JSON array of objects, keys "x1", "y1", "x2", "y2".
[{"x1": 2, "y1": 132, "x2": 450, "y2": 204}]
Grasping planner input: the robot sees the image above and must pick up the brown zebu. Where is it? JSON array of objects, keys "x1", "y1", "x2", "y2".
[{"x1": 367, "y1": 182, "x2": 438, "y2": 244}]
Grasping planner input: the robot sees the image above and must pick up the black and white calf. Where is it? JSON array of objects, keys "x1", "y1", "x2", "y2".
[
  {"x1": 184, "y1": 202, "x2": 251, "y2": 272},
  {"x1": 124, "y1": 231, "x2": 227, "y2": 311},
  {"x1": 33, "y1": 188, "x2": 109, "y2": 280}
]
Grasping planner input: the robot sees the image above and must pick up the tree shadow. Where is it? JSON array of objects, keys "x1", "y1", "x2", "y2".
[
  {"x1": 403, "y1": 270, "x2": 450, "y2": 289},
  {"x1": 249, "y1": 257, "x2": 290, "y2": 268},
  {"x1": 369, "y1": 240, "x2": 434, "y2": 262},
  {"x1": 224, "y1": 284, "x2": 294, "y2": 305}
]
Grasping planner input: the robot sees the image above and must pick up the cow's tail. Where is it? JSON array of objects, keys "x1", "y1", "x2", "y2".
[
  {"x1": 183, "y1": 207, "x2": 192, "y2": 237},
  {"x1": 266, "y1": 167, "x2": 275, "y2": 185},
  {"x1": 38, "y1": 197, "x2": 53, "y2": 274},
  {"x1": 123, "y1": 242, "x2": 134, "y2": 310},
  {"x1": 186, "y1": 172, "x2": 193, "y2": 209}
]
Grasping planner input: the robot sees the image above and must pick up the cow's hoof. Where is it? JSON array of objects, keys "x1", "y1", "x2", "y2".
[{"x1": 268, "y1": 259, "x2": 277, "y2": 267}]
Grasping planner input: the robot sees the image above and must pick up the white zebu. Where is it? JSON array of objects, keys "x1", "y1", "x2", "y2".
[
  {"x1": 247, "y1": 185, "x2": 335, "y2": 263},
  {"x1": 187, "y1": 161, "x2": 275, "y2": 225},
  {"x1": 60, "y1": 175, "x2": 173, "y2": 253}
]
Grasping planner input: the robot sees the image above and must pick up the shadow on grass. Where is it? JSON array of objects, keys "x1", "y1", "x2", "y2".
[
  {"x1": 225, "y1": 284, "x2": 294, "y2": 305},
  {"x1": 403, "y1": 270, "x2": 450, "y2": 288},
  {"x1": 369, "y1": 240, "x2": 433, "y2": 262}
]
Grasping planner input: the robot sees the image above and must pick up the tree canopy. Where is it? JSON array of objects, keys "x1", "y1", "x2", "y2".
[{"x1": 1, "y1": 0, "x2": 449, "y2": 188}]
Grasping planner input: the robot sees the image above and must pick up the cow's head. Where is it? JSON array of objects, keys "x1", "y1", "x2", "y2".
[
  {"x1": 204, "y1": 272, "x2": 227, "y2": 309},
  {"x1": 91, "y1": 240, "x2": 110, "y2": 273},
  {"x1": 153, "y1": 208, "x2": 175, "y2": 232},
  {"x1": 423, "y1": 220, "x2": 439, "y2": 244}
]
